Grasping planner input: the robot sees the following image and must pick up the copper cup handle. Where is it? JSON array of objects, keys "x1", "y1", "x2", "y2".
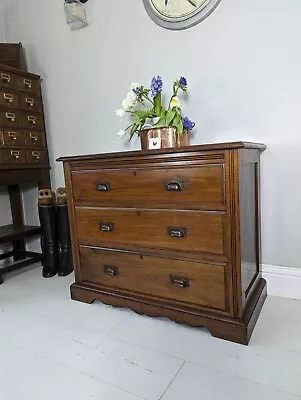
[
  {"x1": 99, "y1": 223, "x2": 114, "y2": 232},
  {"x1": 165, "y1": 181, "x2": 183, "y2": 192},
  {"x1": 170, "y1": 275, "x2": 189, "y2": 288},
  {"x1": 96, "y1": 183, "x2": 111, "y2": 191},
  {"x1": 168, "y1": 227, "x2": 187, "y2": 238},
  {"x1": 104, "y1": 265, "x2": 119, "y2": 276}
]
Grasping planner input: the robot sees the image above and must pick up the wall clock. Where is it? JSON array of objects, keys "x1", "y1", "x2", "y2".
[{"x1": 143, "y1": 0, "x2": 222, "y2": 30}]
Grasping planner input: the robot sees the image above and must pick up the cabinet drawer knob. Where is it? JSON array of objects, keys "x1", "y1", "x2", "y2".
[
  {"x1": 99, "y1": 222, "x2": 114, "y2": 232},
  {"x1": 96, "y1": 182, "x2": 111, "y2": 191},
  {"x1": 165, "y1": 181, "x2": 183, "y2": 192},
  {"x1": 27, "y1": 115, "x2": 36, "y2": 125},
  {"x1": 8, "y1": 132, "x2": 17, "y2": 140},
  {"x1": 167, "y1": 227, "x2": 187, "y2": 238},
  {"x1": 104, "y1": 264, "x2": 119, "y2": 276},
  {"x1": 29, "y1": 132, "x2": 38, "y2": 141},
  {"x1": 1, "y1": 73, "x2": 11, "y2": 83},
  {"x1": 10, "y1": 150, "x2": 20, "y2": 160},
  {"x1": 3, "y1": 93, "x2": 13, "y2": 103},
  {"x1": 24, "y1": 78, "x2": 32, "y2": 89},
  {"x1": 26, "y1": 97, "x2": 35, "y2": 107},
  {"x1": 32, "y1": 151, "x2": 40, "y2": 160},
  {"x1": 6, "y1": 112, "x2": 15, "y2": 122},
  {"x1": 170, "y1": 275, "x2": 189, "y2": 288}
]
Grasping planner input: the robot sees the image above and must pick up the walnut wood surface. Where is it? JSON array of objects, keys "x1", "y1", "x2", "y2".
[{"x1": 60, "y1": 142, "x2": 266, "y2": 345}]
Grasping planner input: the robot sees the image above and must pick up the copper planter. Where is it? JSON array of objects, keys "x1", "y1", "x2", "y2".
[{"x1": 139, "y1": 127, "x2": 190, "y2": 150}]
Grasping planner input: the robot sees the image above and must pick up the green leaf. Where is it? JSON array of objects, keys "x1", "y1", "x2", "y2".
[
  {"x1": 166, "y1": 109, "x2": 176, "y2": 126},
  {"x1": 133, "y1": 113, "x2": 141, "y2": 125},
  {"x1": 130, "y1": 123, "x2": 139, "y2": 139},
  {"x1": 173, "y1": 113, "x2": 183, "y2": 135}
]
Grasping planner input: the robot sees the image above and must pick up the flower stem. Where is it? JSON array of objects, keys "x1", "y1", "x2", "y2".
[{"x1": 154, "y1": 93, "x2": 162, "y2": 117}]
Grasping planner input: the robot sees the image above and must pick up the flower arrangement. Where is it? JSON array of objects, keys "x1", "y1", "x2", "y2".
[{"x1": 115, "y1": 75, "x2": 195, "y2": 139}]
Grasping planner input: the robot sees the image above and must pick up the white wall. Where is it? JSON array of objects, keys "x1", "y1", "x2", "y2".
[{"x1": 2, "y1": 0, "x2": 301, "y2": 268}]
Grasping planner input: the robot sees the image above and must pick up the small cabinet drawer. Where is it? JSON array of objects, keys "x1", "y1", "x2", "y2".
[
  {"x1": 0, "y1": 110, "x2": 22, "y2": 128},
  {"x1": 24, "y1": 131, "x2": 45, "y2": 147},
  {"x1": 26, "y1": 149, "x2": 47, "y2": 164},
  {"x1": 75, "y1": 208, "x2": 226, "y2": 256},
  {"x1": 0, "y1": 148, "x2": 26, "y2": 164},
  {"x1": 0, "y1": 90, "x2": 20, "y2": 109},
  {"x1": 19, "y1": 93, "x2": 43, "y2": 114},
  {"x1": 79, "y1": 247, "x2": 227, "y2": 312},
  {"x1": 71, "y1": 164, "x2": 225, "y2": 208},
  {"x1": 22, "y1": 113, "x2": 44, "y2": 130},
  {"x1": 17, "y1": 76, "x2": 40, "y2": 95},
  {"x1": 0, "y1": 70, "x2": 18, "y2": 90},
  {"x1": 0, "y1": 129, "x2": 25, "y2": 146}
]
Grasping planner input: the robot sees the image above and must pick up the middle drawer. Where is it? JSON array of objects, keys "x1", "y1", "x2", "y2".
[{"x1": 75, "y1": 208, "x2": 226, "y2": 256}]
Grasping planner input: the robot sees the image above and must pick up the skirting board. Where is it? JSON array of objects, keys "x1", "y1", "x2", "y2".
[{"x1": 261, "y1": 264, "x2": 301, "y2": 300}]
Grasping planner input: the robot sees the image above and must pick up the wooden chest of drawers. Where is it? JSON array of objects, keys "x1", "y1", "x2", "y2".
[
  {"x1": 58, "y1": 142, "x2": 267, "y2": 345},
  {"x1": 0, "y1": 64, "x2": 49, "y2": 168}
]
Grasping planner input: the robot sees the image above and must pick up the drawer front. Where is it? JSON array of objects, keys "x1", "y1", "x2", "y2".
[
  {"x1": 71, "y1": 164, "x2": 225, "y2": 207},
  {"x1": 17, "y1": 76, "x2": 40, "y2": 95},
  {"x1": 0, "y1": 148, "x2": 26, "y2": 164},
  {"x1": 75, "y1": 208, "x2": 226, "y2": 255},
  {"x1": 0, "y1": 110, "x2": 22, "y2": 128},
  {"x1": 0, "y1": 70, "x2": 18, "y2": 90},
  {"x1": 80, "y1": 247, "x2": 227, "y2": 311},
  {"x1": 24, "y1": 131, "x2": 45, "y2": 147},
  {"x1": 0, "y1": 129, "x2": 25, "y2": 147},
  {"x1": 0, "y1": 90, "x2": 20, "y2": 109},
  {"x1": 19, "y1": 93, "x2": 43, "y2": 114},
  {"x1": 26, "y1": 149, "x2": 48, "y2": 164},
  {"x1": 22, "y1": 113, "x2": 44, "y2": 131}
]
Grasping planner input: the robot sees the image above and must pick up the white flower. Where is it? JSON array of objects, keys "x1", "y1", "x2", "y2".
[
  {"x1": 131, "y1": 82, "x2": 140, "y2": 90},
  {"x1": 117, "y1": 129, "x2": 126, "y2": 138},
  {"x1": 115, "y1": 109, "x2": 126, "y2": 118},
  {"x1": 170, "y1": 96, "x2": 180, "y2": 108},
  {"x1": 122, "y1": 91, "x2": 137, "y2": 111}
]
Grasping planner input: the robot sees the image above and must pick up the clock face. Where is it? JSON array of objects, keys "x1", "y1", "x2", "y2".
[{"x1": 143, "y1": 0, "x2": 222, "y2": 30}]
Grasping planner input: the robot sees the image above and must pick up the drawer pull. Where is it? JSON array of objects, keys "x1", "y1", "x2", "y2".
[
  {"x1": 24, "y1": 78, "x2": 32, "y2": 89},
  {"x1": 168, "y1": 227, "x2": 187, "y2": 238},
  {"x1": 29, "y1": 132, "x2": 38, "y2": 141},
  {"x1": 3, "y1": 93, "x2": 14, "y2": 103},
  {"x1": 6, "y1": 112, "x2": 15, "y2": 122},
  {"x1": 26, "y1": 97, "x2": 35, "y2": 107},
  {"x1": 10, "y1": 150, "x2": 20, "y2": 160},
  {"x1": 27, "y1": 115, "x2": 36, "y2": 125},
  {"x1": 96, "y1": 183, "x2": 111, "y2": 191},
  {"x1": 104, "y1": 264, "x2": 119, "y2": 276},
  {"x1": 165, "y1": 181, "x2": 183, "y2": 192},
  {"x1": 170, "y1": 275, "x2": 189, "y2": 288},
  {"x1": 1, "y1": 73, "x2": 11, "y2": 83},
  {"x1": 8, "y1": 132, "x2": 17, "y2": 140},
  {"x1": 99, "y1": 222, "x2": 114, "y2": 232},
  {"x1": 32, "y1": 151, "x2": 40, "y2": 160}
]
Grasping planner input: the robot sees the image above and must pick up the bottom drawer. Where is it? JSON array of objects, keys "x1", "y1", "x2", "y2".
[{"x1": 79, "y1": 247, "x2": 227, "y2": 312}]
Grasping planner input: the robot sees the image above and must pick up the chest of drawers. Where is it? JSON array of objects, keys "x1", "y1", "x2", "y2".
[{"x1": 58, "y1": 142, "x2": 267, "y2": 345}]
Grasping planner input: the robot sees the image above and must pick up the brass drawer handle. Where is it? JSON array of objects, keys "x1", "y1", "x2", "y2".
[
  {"x1": 96, "y1": 183, "x2": 111, "y2": 191},
  {"x1": 170, "y1": 275, "x2": 189, "y2": 288},
  {"x1": 104, "y1": 264, "x2": 119, "y2": 276},
  {"x1": 10, "y1": 150, "x2": 20, "y2": 160},
  {"x1": 6, "y1": 112, "x2": 16, "y2": 122},
  {"x1": 168, "y1": 227, "x2": 187, "y2": 238},
  {"x1": 24, "y1": 78, "x2": 32, "y2": 89},
  {"x1": 165, "y1": 181, "x2": 183, "y2": 192},
  {"x1": 99, "y1": 222, "x2": 114, "y2": 232},
  {"x1": 8, "y1": 131, "x2": 17, "y2": 140},
  {"x1": 3, "y1": 93, "x2": 14, "y2": 103},
  {"x1": 29, "y1": 132, "x2": 38, "y2": 141},
  {"x1": 25, "y1": 97, "x2": 35, "y2": 107},
  {"x1": 32, "y1": 151, "x2": 40, "y2": 160},
  {"x1": 27, "y1": 115, "x2": 36, "y2": 124},
  {"x1": 1, "y1": 73, "x2": 11, "y2": 83}
]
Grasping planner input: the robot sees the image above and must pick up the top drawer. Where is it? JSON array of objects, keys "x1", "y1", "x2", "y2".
[
  {"x1": 0, "y1": 70, "x2": 18, "y2": 91},
  {"x1": 71, "y1": 164, "x2": 225, "y2": 208},
  {"x1": 17, "y1": 76, "x2": 40, "y2": 96}
]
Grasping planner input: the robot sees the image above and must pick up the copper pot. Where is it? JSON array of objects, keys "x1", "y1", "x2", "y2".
[{"x1": 139, "y1": 126, "x2": 190, "y2": 150}]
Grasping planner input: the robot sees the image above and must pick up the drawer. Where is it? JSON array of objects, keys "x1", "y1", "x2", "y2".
[
  {"x1": 0, "y1": 70, "x2": 18, "y2": 90},
  {"x1": 80, "y1": 247, "x2": 227, "y2": 311},
  {"x1": 0, "y1": 110, "x2": 22, "y2": 128},
  {"x1": 24, "y1": 131, "x2": 45, "y2": 147},
  {"x1": 22, "y1": 113, "x2": 44, "y2": 131},
  {"x1": 72, "y1": 165, "x2": 225, "y2": 207},
  {"x1": 19, "y1": 93, "x2": 43, "y2": 114},
  {"x1": 75, "y1": 208, "x2": 226, "y2": 256},
  {"x1": 0, "y1": 129, "x2": 25, "y2": 146},
  {"x1": 26, "y1": 149, "x2": 48, "y2": 164},
  {"x1": 17, "y1": 75, "x2": 40, "y2": 96},
  {"x1": 0, "y1": 90, "x2": 20, "y2": 109},
  {"x1": 0, "y1": 148, "x2": 26, "y2": 164}
]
